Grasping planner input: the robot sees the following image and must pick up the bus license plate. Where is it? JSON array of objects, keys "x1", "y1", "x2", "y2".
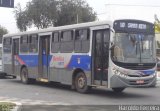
[{"x1": 136, "y1": 80, "x2": 144, "y2": 84}]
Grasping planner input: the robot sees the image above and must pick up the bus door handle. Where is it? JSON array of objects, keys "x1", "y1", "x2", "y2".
[{"x1": 97, "y1": 68, "x2": 101, "y2": 71}]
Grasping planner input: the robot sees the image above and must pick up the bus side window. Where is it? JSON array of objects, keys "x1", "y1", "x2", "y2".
[
  {"x1": 75, "y1": 29, "x2": 90, "y2": 53},
  {"x1": 60, "y1": 30, "x2": 74, "y2": 53},
  {"x1": 20, "y1": 35, "x2": 29, "y2": 53},
  {"x1": 3, "y1": 38, "x2": 12, "y2": 53},
  {"x1": 29, "y1": 34, "x2": 38, "y2": 53},
  {"x1": 51, "y1": 32, "x2": 60, "y2": 53}
]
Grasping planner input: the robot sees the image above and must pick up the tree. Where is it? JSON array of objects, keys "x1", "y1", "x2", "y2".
[
  {"x1": 56, "y1": 0, "x2": 97, "y2": 26},
  {"x1": 0, "y1": 25, "x2": 8, "y2": 43},
  {"x1": 26, "y1": 0, "x2": 58, "y2": 29},
  {"x1": 155, "y1": 14, "x2": 160, "y2": 33},
  {"x1": 14, "y1": 0, "x2": 97, "y2": 31},
  {"x1": 14, "y1": 3, "x2": 32, "y2": 32}
]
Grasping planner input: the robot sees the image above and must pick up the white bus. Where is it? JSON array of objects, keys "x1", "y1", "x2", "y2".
[
  {"x1": 0, "y1": 44, "x2": 2, "y2": 71},
  {"x1": 0, "y1": 43, "x2": 6, "y2": 77},
  {"x1": 156, "y1": 33, "x2": 160, "y2": 79},
  {"x1": 2, "y1": 19, "x2": 157, "y2": 93}
]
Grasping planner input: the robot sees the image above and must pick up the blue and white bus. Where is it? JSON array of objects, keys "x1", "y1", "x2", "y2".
[{"x1": 2, "y1": 19, "x2": 157, "y2": 93}]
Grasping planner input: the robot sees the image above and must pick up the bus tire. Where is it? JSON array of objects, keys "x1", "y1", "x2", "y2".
[
  {"x1": 112, "y1": 88, "x2": 125, "y2": 93},
  {"x1": 20, "y1": 67, "x2": 31, "y2": 84},
  {"x1": 149, "y1": 82, "x2": 156, "y2": 87},
  {"x1": 12, "y1": 76, "x2": 16, "y2": 79},
  {"x1": 75, "y1": 72, "x2": 89, "y2": 93}
]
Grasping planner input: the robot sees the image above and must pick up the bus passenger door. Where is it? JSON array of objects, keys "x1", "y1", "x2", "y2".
[
  {"x1": 39, "y1": 35, "x2": 50, "y2": 79},
  {"x1": 92, "y1": 29, "x2": 110, "y2": 86},
  {"x1": 12, "y1": 38, "x2": 20, "y2": 75}
]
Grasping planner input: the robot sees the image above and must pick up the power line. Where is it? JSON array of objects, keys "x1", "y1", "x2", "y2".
[{"x1": 105, "y1": 4, "x2": 160, "y2": 7}]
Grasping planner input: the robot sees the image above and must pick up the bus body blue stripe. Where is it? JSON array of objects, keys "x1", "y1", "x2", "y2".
[
  {"x1": 18, "y1": 55, "x2": 91, "y2": 71},
  {"x1": 19, "y1": 55, "x2": 52, "y2": 67},
  {"x1": 67, "y1": 55, "x2": 91, "y2": 71},
  {"x1": 19, "y1": 55, "x2": 39, "y2": 67}
]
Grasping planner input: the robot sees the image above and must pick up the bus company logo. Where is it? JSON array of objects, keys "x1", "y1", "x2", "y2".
[
  {"x1": 52, "y1": 56, "x2": 64, "y2": 62},
  {"x1": 138, "y1": 72, "x2": 145, "y2": 76}
]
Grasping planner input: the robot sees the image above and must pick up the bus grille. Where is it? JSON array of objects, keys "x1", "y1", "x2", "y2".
[
  {"x1": 123, "y1": 66, "x2": 154, "y2": 70},
  {"x1": 129, "y1": 80, "x2": 149, "y2": 85},
  {"x1": 128, "y1": 74, "x2": 150, "y2": 77},
  {"x1": 113, "y1": 61, "x2": 156, "y2": 70}
]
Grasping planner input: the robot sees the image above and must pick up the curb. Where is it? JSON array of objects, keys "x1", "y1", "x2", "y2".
[
  {"x1": 0, "y1": 101, "x2": 22, "y2": 111},
  {"x1": 12, "y1": 102, "x2": 22, "y2": 111}
]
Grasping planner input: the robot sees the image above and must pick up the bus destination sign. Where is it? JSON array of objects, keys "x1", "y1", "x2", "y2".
[{"x1": 113, "y1": 20, "x2": 154, "y2": 34}]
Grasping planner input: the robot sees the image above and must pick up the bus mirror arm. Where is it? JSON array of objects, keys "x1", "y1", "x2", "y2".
[{"x1": 109, "y1": 42, "x2": 115, "y2": 50}]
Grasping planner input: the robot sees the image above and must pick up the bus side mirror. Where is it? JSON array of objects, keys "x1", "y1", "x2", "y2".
[{"x1": 157, "y1": 57, "x2": 160, "y2": 63}]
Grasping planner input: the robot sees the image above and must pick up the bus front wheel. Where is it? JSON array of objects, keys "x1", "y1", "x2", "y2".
[
  {"x1": 20, "y1": 67, "x2": 31, "y2": 84},
  {"x1": 75, "y1": 72, "x2": 90, "y2": 93},
  {"x1": 112, "y1": 88, "x2": 125, "y2": 93}
]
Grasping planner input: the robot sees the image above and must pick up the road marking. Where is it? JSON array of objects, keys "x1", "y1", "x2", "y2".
[{"x1": 0, "y1": 96, "x2": 70, "y2": 105}]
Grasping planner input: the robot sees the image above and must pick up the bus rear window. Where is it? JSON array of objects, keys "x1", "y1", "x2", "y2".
[
  {"x1": 3, "y1": 38, "x2": 12, "y2": 53},
  {"x1": 3, "y1": 38, "x2": 11, "y2": 45}
]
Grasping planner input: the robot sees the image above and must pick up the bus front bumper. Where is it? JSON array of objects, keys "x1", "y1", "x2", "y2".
[{"x1": 110, "y1": 75, "x2": 157, "y2": 88}]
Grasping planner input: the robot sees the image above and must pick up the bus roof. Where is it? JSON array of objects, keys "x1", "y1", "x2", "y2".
[{"x1": 3, "y1": 20, "x2": 113, "y2": 38}]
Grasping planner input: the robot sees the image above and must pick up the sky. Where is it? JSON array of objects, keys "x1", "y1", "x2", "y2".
[{"x1": 0, "y1": 0, "x2": 160, "y2": 33}]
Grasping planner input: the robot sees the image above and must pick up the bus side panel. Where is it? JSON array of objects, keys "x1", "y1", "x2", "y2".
[
  {"x1": 17, "y1": 55, "x2": 39, "y2": 78},
  {"x1": 49, "y1": 54, "x2": 92, "y2": 85},
  {"x1": 49, "y1": 54, "x2": 74, "y2": 84},
  {"x1": 3, "y1": 54, "x2": 12, "y2": 75},
  {"x1": 14, "y1": 55, "x2": 21, "y2": 76},
  {"x1": 67, "y1": 55, "x2": 92, "y2": 86},
  {"x1": 49, "y1": 68, "x2": 72, "y2": 84}
]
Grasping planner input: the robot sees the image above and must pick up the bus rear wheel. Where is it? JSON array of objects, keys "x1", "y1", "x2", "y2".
[
  {"x1": 20, "y1": 67, "x2": 32, "y2": 84},
  {"x1": 112, "y1": 88, "x2": 125, "y2": 93},
  {"x1": 75, "y1": 72, "x2": 89, "y2": 93},
  {"x1": 12, "y1": 76, "x2": 16, "y2": 79}
]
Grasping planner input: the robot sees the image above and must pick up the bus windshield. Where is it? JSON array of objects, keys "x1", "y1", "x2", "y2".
[{"x1": 112, "y1": 33, "x2": 156, "y2": 63}]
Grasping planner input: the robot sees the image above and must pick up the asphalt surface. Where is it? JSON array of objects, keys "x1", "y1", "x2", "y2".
[{"x1": 0, "y1": 77, "x2": 160, "y2": 106}]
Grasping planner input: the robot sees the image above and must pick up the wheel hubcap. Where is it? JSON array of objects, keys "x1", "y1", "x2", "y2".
[
  {"x1": 22, "y1": 70, "x2": 27, "y2": 82},
  {"x1": 78, "y1": 76, "x2": 85, "y2": 89}
]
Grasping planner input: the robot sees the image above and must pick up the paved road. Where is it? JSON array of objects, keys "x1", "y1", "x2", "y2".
[{"x1": 0, "y1": 77, "x2": 160, "y2": 105}]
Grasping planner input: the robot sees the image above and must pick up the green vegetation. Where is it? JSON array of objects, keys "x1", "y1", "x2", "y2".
[
  {"x1": 14, "y1": 0, "x2": 97, "y2": 31},
  {"x1": 0, "y1": 25, "x2": 8, "y2": 43},
  {"x1": 0, "y1": 102, "x2": 16, "y2": 111}
]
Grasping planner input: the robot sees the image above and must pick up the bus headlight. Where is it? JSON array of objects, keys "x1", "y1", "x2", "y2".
[
  {"x1": 150, "y1": 73, "x2": 156, "y2": 78},
  {"x1": 114, "y1": 69, "x2": 128, "y2": 78}
]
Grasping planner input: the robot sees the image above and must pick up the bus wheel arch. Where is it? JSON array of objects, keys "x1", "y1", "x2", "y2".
[
  {"x1": 20, "y1": 65, "x2": 27, "y2": 73},
  {"x1": 72, "y1": 68, "x2": 83, "y2": 89},
  {"x1": 20, "y1": 65, "x2": 27, "y2": 78},
  {"x1": 20, "y1": 65, "x2": 34, "y2": 84},
  {"x1": 20, "y1": 65, "x2": 28, "y2": 84},
  {"x1": 72, "y1": 68, "x2": 90, "y2": 93}
]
